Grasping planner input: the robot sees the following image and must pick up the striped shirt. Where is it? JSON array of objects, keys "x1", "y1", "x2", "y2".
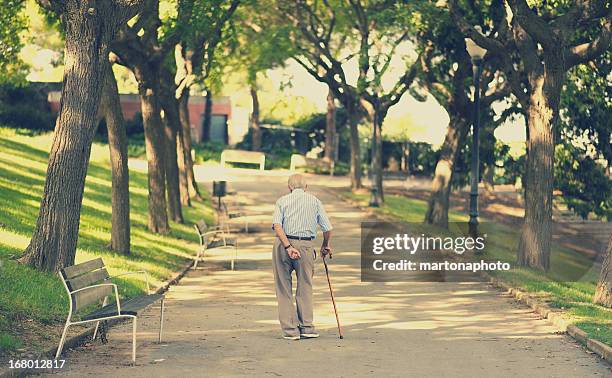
[{"x1": 272, "y1": 189, "x2": 333, "y2": 238}]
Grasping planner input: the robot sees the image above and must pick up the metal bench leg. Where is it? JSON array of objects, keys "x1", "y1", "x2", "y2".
[
  {"x1": 159, "y1": 298, "x2": 165, "y2": 343},
  {"x1": 194, "y1": 249, "x2": 201, "y2": 269},
  {"x1": 55, "y1": 323, "x2": 70, "y2": 359},
  {"x1": 93, "y1": 297, "x2": 108, "y2": 341},
  {"x1": 132, "y1": 317, "x2": 137, "y2": 363},
  {"x1": 92, "y1": 321, "x2": 100, "y2": 341},
  {"x1": 231, "y1": 245, "x2": 237, "y2": 271}
]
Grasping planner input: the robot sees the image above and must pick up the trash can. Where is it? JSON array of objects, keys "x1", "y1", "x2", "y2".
[
  {"x1": 213, "y1": 181, "x2": 227, "y2": 197},
  {"x1": 213, "y1": 181, "x2": 227, "y2": 210}
]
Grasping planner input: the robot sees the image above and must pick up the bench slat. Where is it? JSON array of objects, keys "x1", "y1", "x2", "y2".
[
  {"x1": 62, "y1": 258, "x2": 105, "y2": 279},
  {"x1": 66, "y1": 268, "x2": 109, "y2": 291},
  {"x1": 221, "y1": 149, "x2": 265, "y2": 170},
  {"x1": 73, "y1": 285, "x2": 113, "y2": 310},
  {"x1": 195, "y1": 220, "x2": 208, "y2": 235},
  {"x1": 290, "y1": 154, "x2": 332, "y2": 171},
  {"x1": 82, "y1": 294, "x2": 164, "y2": 320}
]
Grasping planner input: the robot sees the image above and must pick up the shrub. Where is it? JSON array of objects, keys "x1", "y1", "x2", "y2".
[
  {"x1": 0, "y1": 84, "x2": 55, "y2": 131},
  {"x1": 554, "y1": 142, "x2": 611, "y2": 220},
  {"x1": 194, "y1": 140, "x2": 225, "y2": 163}
]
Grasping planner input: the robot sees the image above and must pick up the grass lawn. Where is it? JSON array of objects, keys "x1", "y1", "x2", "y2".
[
  {"x1": 341, "y1": 191, "x2": 612, "y2": 347},
  {"x1": 0, "y1": 127, "x2": 215, "y2": 357}
]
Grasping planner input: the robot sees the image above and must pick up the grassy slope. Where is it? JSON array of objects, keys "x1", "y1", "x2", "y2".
[
  {"x1": 0, "y1": 128, "x2": 214, "y2": 355},
  {"x1": 342, "y1": 191, "x2": 612, "y2": 346}
]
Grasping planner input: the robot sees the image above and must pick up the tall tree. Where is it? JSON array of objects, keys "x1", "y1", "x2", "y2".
[
  {"x1": 100, "y1": 59, "x2": 131, "y2": 254},
  {"x1": 324, "y1": 87, "x2": 336, "y2": 162},
  {"x1": 202, "y1": 87, "x2": 213, "y2": 142},
  {"x1": 282, "y1": 0, "x2": 424, "y2": 199},
  {"x1": 450, "y1": 0, "x2": 612, "y2": 271},
  {"x1": 174, "y1": 0, "x2": 241, "y2": 201},
  {"x1": 279, "y1": 0, "x2": 366, "y2": 190},
  {"x1": 160, "y1": 67, "x2": 185, "y2": 223},
  {"x1": 249, "y1": 81, "x2": 262, "y2": 150},
  {"x1": 418, "y1": 6, "x2": 509, "y2": 228},
  {"x1": 111, "y1": 0, "x2": 192, "y2": 233},
  {"x1": 19, "y1": 0, "x2": 144, "y2": 272},
  {"x1": 229, "y1": 0, "x2": 293, "y2": 152}
]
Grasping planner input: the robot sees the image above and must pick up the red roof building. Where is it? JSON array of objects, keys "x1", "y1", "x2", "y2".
[{"x1": 48, "y1": 91, "x2": 232, "y2": 144}]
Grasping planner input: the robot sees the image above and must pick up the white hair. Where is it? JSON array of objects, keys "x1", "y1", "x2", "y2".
[{"x1": 288, "y1": 174, "x2": 307, "y2": 190}]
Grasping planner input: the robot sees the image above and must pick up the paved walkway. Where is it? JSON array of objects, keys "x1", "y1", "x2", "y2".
[{"x1": 50, "y1": 170, "x2": 610, "y2": 377}]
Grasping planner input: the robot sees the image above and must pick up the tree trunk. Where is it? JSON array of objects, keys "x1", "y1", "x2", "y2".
[
  {"x1": 250, "y1": 84, "x2": 262, "y2": 151},
  {"x1": 202, "y1": 88, "x2": 212, "y2": 142},
  {"x1": 594, "y1": 234, "x2": 612, "y2": 307},
  {"x1": 178, "y1": 91, "x2": 203, "y2": 201},
  {"x1": 324, "y1": 87, "x2": 336, "y2": 161},
  {"x1": 160, "y1": 86, "x2": 184, "y2": 223},
  {"x1": 401, "y1": 142, "x2": 410, "y2": 173},
  {"x1": 483, "y1": 164, "x2": 495, "y2": 193},
  {"x1": 176, "y1": 111, "x2": 191, "y2": 207},
  {"x1": 425, "y1": 115, "x2": 469, "y2": 227},
  {"x1": 139, "y1": 82, "x2": 170, "y2": 234},
  {"x1": 483, "y1": 126, "x2": 496, "y2": 193},
  {"x1": 370, "y1": 107, "x2": 384, "y2": 204},
  {"x1": 19, "y1": 1, "x2": 127, "y2": 272},
  {"x1": 346, "y1": 103, "x2": 362, "y2": 190},
  {"x1": 517, "y1": 70, "x2": 562, "y2": 271},
  {"x1": 100, "y1": 61, "x2": 130, "y2": 254}
]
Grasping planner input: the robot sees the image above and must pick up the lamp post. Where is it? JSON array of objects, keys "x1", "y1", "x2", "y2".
[{"x1": 465, "y1": 30, "x2": 486, "y2": 236}]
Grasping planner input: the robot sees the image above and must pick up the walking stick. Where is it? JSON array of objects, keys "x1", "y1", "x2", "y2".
[{"x1": 323, "y1": 255, "x2": 344, "y2": 339}]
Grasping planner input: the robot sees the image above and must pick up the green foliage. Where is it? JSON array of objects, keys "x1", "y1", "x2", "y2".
[
  {"x1": 0, "y1": 333, "x2": 22, "y2": 353},
  {"x1": 493, "y1": 141, "x2": 525, "y2": 185},
  {"x1": 228, "y1": 0, "x2": 294, "y2": 88},
  {"x1": 179, "y1": 0, "x2": 243, "y2": 91},
  {"x1": 560, "y1": 53, "x2": 611, "y2": 165},
  {"x1": 194, "y1": 140, "x2": 226, "y2": 163},
  {"x1": 292, "y1": 107, "x2": 349, "y2": 155},
  {"x1": 0, "y1": 84, "x2": 55, "y2": 130},
  {"x1": 98, "y1": 113, "x2": 144, "y2": 139},
  {"x1": 0, "y1": 0, "x2": 28, "y2": 84},
  {"x1": 127, "y1": 133, "x2": 226, "y2": 166},
  {"x1": 382, "y1": 141, "x2": 438, "y2": 176},
  {"x1": 554, "y1": 142, "x2": 611, "y2": 220},
  {"x1": 554, "y1": 52, "x2": 611, "y2": 220}
]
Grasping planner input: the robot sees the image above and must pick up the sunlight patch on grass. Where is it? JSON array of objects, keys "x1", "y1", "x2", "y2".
[{"x1": 0, "y1": 127, "x2": 215, "y2": 355}]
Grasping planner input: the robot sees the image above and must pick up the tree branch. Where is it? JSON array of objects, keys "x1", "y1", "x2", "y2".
[
  {"x1": 566, "y1": 11, "x2": 612, "y2": 66},
  {"x1": 36, "y1": 0, "x2": 64, "y2": 13},
  {"x1": 506, "y1": 0, "x2": 555, "y2": 48},
  {"x1": 553, "y1": 0, "x2": 610, "y2": 32}
]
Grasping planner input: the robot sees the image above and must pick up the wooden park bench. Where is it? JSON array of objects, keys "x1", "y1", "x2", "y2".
[
  {"x1": 194, "y1": 219, "x2": 238, "y2": 270},
  {"x1": 290, "y1": 153, "x2": 334, "y2": 174},
  {"x1": 221, "y1": 149, "x2": 266, "y2": 170},
  {"x1": 56, "y1": 258, "x2": 165, "y2": 362}
]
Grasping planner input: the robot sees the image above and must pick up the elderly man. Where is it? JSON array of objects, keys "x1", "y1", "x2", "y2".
[{"x1": 272, "y1": 174, "x2": 333, "y2": 340}]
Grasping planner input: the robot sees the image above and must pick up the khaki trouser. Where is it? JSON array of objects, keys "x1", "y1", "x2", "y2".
[{"x1": 272, "y1": 238, "x2": 316, "y2": 337}]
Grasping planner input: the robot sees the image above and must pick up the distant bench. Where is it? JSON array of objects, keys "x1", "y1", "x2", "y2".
[
  {"x1": 221, "y1": 149, "x2": 265, "y2": 170},
  {"x1": 290, "y1": 154, "x2": 333, "y2": 173}
]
